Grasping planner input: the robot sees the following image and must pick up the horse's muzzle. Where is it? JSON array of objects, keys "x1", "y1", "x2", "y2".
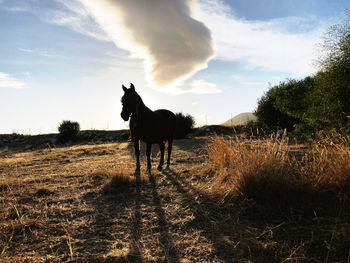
[{"x1": 121, "y1": 110, "x2": 130, "y2": 121}]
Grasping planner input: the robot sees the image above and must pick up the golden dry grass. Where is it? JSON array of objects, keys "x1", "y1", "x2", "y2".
[
  {"x1": 203, "y1": 135, "x2": 350, "y2": 262},
  {"x1": 205, "y1": 135, "x2": 350, "y2": 203},
  {"x1": 0, "y1": 136, "x2": 349, "y2": 262},
  {"x1": 205, "y1": 136, "x2": 298, "y2": 203}
]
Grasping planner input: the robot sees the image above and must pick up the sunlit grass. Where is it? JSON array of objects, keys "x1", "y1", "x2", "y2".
[{"x1": 205, "y1": 134, "x2": 350, "y2": 205}]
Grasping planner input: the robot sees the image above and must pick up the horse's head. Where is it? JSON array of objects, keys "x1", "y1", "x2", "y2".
[{"x1": 120, "y1": 83, "x2": 137, "y2": 121}]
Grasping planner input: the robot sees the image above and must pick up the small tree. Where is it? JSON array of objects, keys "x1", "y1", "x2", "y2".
[
  {"x1": 255, "y1": 85, "x2": 299, "y2": 132},
  {"x1": 58, "y1": 120, "x2": 80, "y2": 143},
  {"x1": 174, "y1": 113, "x2": 195, "y2": 139}
]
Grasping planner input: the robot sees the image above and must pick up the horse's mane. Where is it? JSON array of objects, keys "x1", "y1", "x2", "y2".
[
  {"x1": 135, "y1": 91, "x2": 144, "y2": 106},
  {"x1": 135, "y1": 91, "x2": 151, "y2": 112}
]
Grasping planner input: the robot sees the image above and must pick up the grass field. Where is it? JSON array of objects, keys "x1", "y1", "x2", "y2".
[{"x1": 0, "y1": 136, "x2": 349, "y2": 262}]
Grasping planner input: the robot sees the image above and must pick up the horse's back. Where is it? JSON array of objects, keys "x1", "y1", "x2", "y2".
[
  {"x1": 154, "y1": 109, "x2": 176, "y2": 136},
  {"x1": 135, "y1": 109, "x2": 176, "y2": 143},
  {"x1": 154, "y1": 109, "x2": 176, "y2": 127}
]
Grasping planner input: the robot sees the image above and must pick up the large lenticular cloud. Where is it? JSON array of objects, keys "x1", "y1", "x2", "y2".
[{"x1": 79, "y1": 0, "x2": 214, "y2": 87}]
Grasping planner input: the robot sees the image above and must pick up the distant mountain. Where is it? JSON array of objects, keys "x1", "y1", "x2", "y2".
[{"x1": 221, "y1": 112, "x2": 257, "y2": 126}]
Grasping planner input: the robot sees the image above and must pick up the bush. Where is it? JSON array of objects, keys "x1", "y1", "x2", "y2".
[
  {"x1": 58, "y1": 120, "x2": 80, "y2": 143},
  {"x1": 174, "y1": 113, "x2": 195, "y2": 139}
]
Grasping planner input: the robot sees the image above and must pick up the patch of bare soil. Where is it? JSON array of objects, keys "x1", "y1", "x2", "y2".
[{"x1": 0, "y1": 138, "x2": 349, "y2": 262}]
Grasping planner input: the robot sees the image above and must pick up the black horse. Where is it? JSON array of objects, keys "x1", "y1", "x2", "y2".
[{"x1": 121, "y1": 83, "x2": 176, "y2": 172}]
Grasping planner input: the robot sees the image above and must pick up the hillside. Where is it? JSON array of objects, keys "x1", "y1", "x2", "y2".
[{"x1": 221, "y1": 112, "x2": 257, "y2": 126}]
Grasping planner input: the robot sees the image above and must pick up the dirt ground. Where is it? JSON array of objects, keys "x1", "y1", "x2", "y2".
[{"x1": 0, "y1": 138, "x2": 349, "y2": 262}]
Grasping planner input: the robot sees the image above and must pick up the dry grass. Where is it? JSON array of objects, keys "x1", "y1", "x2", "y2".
[
  {"x1": 205, "y1": 136, "x2": 300, "y2": 204},
  {"x1": 0, "y1": 137, "x2": 349, "y2": 262},
  {"x1": 203, "y1": 135, "x2": 350, "y2": 263},
  {"x1": 205, "y1": 135, "x2": 350, "y2": 204},
  {"x1": 301, "y1": 134, "x2": 350, "y2": 193}
]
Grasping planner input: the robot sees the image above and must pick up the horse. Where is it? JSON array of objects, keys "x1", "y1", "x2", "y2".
[{"x1": 120, "y1": 83, "x2": 176, "y2": 172}]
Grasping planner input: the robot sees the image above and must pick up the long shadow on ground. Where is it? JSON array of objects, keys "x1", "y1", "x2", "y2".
[
  {"x1": 77, "y1": 168, "x2": 180, "y2": 262},
  {"x1": 147, "y1": 171, "x2": 179, "y2": 262},
  {"x1": 161, "y1": 169, "x2": 240, "y2": 262}
]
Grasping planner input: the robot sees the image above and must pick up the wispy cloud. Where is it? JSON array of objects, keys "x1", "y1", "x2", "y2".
[
  {"x1": 194, "y1": 0, "x2": 325, "y2": 75},
  {"x1": 3, "y1": 0, "x2": 110, "y2": 41},
  {"x1": 46, "y1": 9, "x2": 110, "y2": 41},
  {"x1": 4, "y1": 6, "x2": 30, "y2": 12},
  {"x1": 18, "y1": 48, "x2": 63, "y2": 58},
  {"x1": 0, "y1": 72, "x2": 27, "y2": 89}
]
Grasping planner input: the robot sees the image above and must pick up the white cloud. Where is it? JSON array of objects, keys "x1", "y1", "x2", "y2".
[
  {"x1": 77, "y1": 0, "x2": 214, "y2": 87},
  {"x1": 194, "y1": 0, "x2": 325, "y2": 75},
  {"x1": 0, "y1": 72, "x2": 27, "y2": 89},
  {"x1": 189, "y1": 79, "x2": 222, "y2": 94},
  {"x1": 147, "y1": 79, "x2": 221, "y2": 95}
]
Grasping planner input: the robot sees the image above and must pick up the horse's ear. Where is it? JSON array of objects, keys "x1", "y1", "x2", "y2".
[
  {"x1": 122, "y1": 85, "x2": 127, "y2": 92},
  {"x1": 130, "y1": 83, "x2": 135, "y2": 91}
]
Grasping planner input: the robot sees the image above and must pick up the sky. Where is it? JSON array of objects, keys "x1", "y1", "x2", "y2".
[{"x1": 0, "y1": 0, "x2": 349, "y2": 134}]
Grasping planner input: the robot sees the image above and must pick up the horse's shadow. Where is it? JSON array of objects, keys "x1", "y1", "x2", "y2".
[
  {"x1": 160, "y1": 169, "x2": 240, "y2": 261},
  {"x1": 75, "y1": 167, "x2": 180, "y2": 262}
]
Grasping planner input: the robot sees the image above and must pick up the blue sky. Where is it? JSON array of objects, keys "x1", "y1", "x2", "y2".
[{"x1": 0, "y1": 0, "x2": 348, "y2": 134}]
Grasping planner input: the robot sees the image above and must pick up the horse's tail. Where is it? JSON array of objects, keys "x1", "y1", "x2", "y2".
[{"x1": 156, "y1": 141, "x2": 168, "y2": 158}]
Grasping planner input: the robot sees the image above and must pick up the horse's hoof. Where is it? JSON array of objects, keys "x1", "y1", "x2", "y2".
[
  {"x1": 165, "y1": 164, "x2": 170, "y2": 170},
  {"x1": 157, "y1": 166, "x2": 162, "y2": 171}
]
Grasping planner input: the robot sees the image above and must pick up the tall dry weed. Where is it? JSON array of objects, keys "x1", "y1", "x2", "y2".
[
  {"x1": 205, "y1": 134, "x2": 350, "y2": 205},
  {"x1": 206, "y1": 136, "x2": 299, "y2": 203},
  {"x1": 302, "y1": 134, "x2": 350, "y2": 193}
]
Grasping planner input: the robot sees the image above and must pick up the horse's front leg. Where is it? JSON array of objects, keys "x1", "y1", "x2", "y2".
[
  {"x1": 146, "y1": 142, "x2": 152, "y2": 172},
  {"x1": 166, "y1": 138, "x2": 173, "y2": 170},
  {"x1": 157, "y1": 142, "x2": 165, "y2": 171},
  {"x1": 134, "y1": 138, "x2": 140, "y2": 172}
]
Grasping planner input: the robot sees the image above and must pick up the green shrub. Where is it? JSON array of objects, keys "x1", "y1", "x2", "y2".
[
  {"x1": 58, "y1": 120, "x2": 80, "y2": 143},
  {"x1": 174, "y1": 113, "x2": 195, "y2": 139}
]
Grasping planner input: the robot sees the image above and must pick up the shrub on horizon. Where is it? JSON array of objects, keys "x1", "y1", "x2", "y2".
[
  {"x1": 58, "y1": 120, "x2": 80, "y2": 143},
  {"x1": 174, "y1": 112, "x2": 195, "y2": 139}
]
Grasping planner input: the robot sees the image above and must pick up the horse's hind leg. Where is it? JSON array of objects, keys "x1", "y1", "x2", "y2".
[
  {"x1": 157, "y1": 142, "x2": 165, "y2": 171},
  {"x1": 166, "y1": 139, "x2": 173, "y2": 170},
  {"x1": 146, "y1": 142, "x2": 152, "y2": 172}
]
